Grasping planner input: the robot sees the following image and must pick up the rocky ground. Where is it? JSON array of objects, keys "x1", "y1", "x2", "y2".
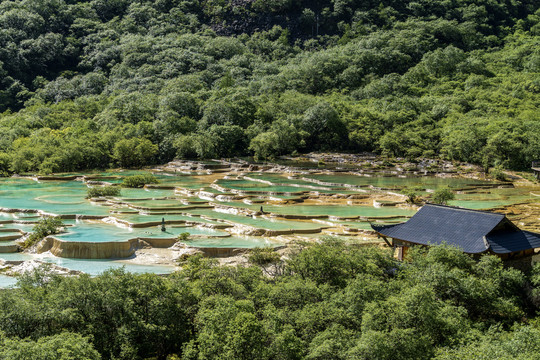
[{"x1": 1, "y1": 258, "x2": 80, "y2": 277}]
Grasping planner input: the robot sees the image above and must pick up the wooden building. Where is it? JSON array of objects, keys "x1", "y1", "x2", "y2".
[
  {"x1": 371, "y1": 204, "x2": 540, "y2": 260},
  {"x1": 533, "y1": 161, "x2": 540, "y2": 180}
]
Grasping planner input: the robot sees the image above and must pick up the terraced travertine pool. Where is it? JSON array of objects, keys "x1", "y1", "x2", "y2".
[
  {"x1": 302, "y1": 173, "x2": 490, "y2": 189},
  {"x1": 39, "y1": 257, "x2": 176, "y2": 275},
  {"x1": 182, "y1": 236, "x2": 280, "y2": 248},
  {"x1": 54, "y1": 221, "x2": 230, "y2": 242},
  {"x1": 0, "y1": 160, "x2": 538, "y2": 282},
  {"x1": 0, "y1": 252, "x2": 175, "y2": 281}
]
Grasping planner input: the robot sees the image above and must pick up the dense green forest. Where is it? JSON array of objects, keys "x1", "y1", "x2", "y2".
[
  {"x1": 0, "y1": 0, "x2": 538, "y2": 174},
  {"x1": 2, "y1": 241, "x2": 540, "y2": 359}
]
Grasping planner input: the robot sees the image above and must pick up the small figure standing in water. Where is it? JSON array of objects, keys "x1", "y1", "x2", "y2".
[
  {"x1": 161, "y1": 217, "x2": 166, "y2": 232},
  {"x1": 260, "y1": 206, "x2": 265, "y2": 214}
]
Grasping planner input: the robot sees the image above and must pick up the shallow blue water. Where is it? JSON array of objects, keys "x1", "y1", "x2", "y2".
[
  {"x1": 0, "y1": 252, "x2": 175, "y2": 277},
  {"x1": 182, "y1": 236, "x2": 281, "y2": 248},
  {"x1": 0, "y1": 275, "x2": 18, "y2": 288},
  {"x1": 39, "y1": 257, "x2": 175, "y2": 275}
]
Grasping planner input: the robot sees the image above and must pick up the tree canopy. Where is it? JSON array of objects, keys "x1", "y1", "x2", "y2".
[
  {"x1": 0, "y1": 0, "x2": 538, "y2": 173},
  {"x1": 1, "y1": 241, "x2": 540, "y2": 359}
]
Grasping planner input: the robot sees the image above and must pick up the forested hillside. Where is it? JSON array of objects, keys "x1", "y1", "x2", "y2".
[{"x1": 0, "y1": 0, "x2": 538, "y2": 174}]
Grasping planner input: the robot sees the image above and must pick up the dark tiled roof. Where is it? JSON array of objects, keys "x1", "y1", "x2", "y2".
[
  {"x1": 487, "y1": 230, "x2": 540, "y2": 254},
  {"x1": 371, "y1": 204, "x2": 508, "y2": 254}
]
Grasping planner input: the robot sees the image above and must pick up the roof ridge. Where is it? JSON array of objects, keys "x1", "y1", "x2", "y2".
[
  {"x1": 522, "y1": 229, "x2": 540, "y2": 236},
  {"x1": 423, "y1": 203, "x2": 506, "y2": 217}
]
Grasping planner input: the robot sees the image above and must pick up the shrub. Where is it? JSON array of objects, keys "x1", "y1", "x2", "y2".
[
  {"x1": 113, "y1": 138, "x2": 158, "y2": 168},
  {"x1": 431, "y1": 187, "x2": 455, "y2": 205},
  {"x1": 177, "y1": 232, "x2": 190, "y2": 241},
  {"x1": 122, "y1": 174, "x2": 159, "y2": 188},
  {"x1": 0, "y1": 332, "x2": 100, "y2": 360},
  {"x1": 248, "y1": 247, "x2": 281, "y2": 267},
  {"x1": 23, "y1": 217, "x2": 64, "y2": 249},
  {"x1": 402, "y1": 186, "x2": 424, "y2": 204},
  {"x1": 86, "y1": 186, "x2": 121, "y2": 198},
  {"x1": 489, "y1": 165, "x2": 508, "y2": 181},
  {"x1": 0, "y1": 152, "x2": 11, "y2": 177},
  {"x1": 248, "y1": 247, "x2": 284, "y2": 277}
]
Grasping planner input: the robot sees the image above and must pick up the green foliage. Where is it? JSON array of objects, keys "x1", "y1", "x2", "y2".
[
  {"x1": 404, "y1": 245, "x2": 526, "y2": 325},
  {"x1": 300, "y1": 102, "x2": 347, "y2": 151},
  {"x1": 490, "y1": 165, "x2": 508, "y2": 181},
  {"x1": 113, "y1": 138, "x2": 158, "y2": 168},
  {"x1": 348, "y1": 328, "x2": 432, "y2": 360},
  {"x1": 249, "y1": 120, "x2": 299, "y2": 161},
  {"x1": 248, "y1": 247, "x2": 284, "y2": 277},
  {"x1": 431, "y1": 187, "x2": 455, "y2": 205},
  {"x1": 402, "y1": 186, "x2": 424, "y2": 204},
  {"x1": 0, "y1": 1, "x2": 538, "y2": 354},
  {"x1": 121, "y1": 173, "x2": 158, "y2": 188},
  {"x1": 86, "y1": 186, "x2": 120, "y2": 199},
  {"x1": 0, "y1": 0, "x2": 534, "y2": 172},
  {"x1": 0, "y1": 153, "x2": 11, "y2": 177},
  {"x1": 434, "y1": 325, "x2": 540, "y2": 359},
  {"x1": 23, "y1": 217, "x2": 64, "y2": 249},
  {"x1": 0, "y1": 332, "x2": 100, "y2": 360},
  {"x1": 177, "y1": 232, "x2": 190, "y2": 241},
  {"x1": 287, "y1": 237, "x2": 393, "y2": 287},
  {"x1": 248, "y1": 247, "x2": 281, "y2": 267},
  {"x1": 0, "y1": 242, "x2": 539, "y2": 359},
  {"x1": 530, "y1": 262, "x2": 540, "y2": 305}
]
